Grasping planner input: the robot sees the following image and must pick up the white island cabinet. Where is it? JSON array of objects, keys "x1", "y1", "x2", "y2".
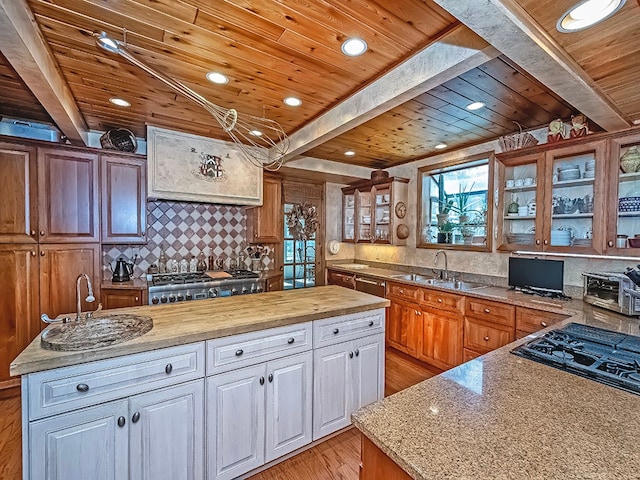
[{"x1": 18, "y1": 301, "x2": 386, "y2": 480}]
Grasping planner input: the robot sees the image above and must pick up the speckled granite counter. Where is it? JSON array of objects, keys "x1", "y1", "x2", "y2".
[
  {"x1": 11, "y1": 286, "x2": 388, "y2": 376},
  {"x1": 350, "y1": 273, "x2": 640, "y2": 479}
]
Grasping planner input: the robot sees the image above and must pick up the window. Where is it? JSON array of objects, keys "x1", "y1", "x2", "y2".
[
  {"x1": 283, "y1": 203, "x2": 316, "y2": 290},
  {"x1": 417, "y1": 153, "x2": 494, "y2": 250}
]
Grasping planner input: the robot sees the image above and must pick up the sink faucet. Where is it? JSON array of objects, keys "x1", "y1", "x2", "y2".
[
  {"x1": 434, "y1": 250, "x2": 448, "y2": 280},
  {"x1": 76, "y1": 273, "x2": 96, "y2": 321}
]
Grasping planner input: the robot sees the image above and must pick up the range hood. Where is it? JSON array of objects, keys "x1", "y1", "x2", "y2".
[{"x1": 0, "y1": 117, "x2": 62, "y2": 142}]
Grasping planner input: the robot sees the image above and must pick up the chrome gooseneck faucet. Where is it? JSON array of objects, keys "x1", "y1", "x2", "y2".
[
  {"x1": 76, "y1": 273, "x2": 96, "y2": 321},
  {"x1": 434, "y1": 250, "x2": 448, "y2": 280}
]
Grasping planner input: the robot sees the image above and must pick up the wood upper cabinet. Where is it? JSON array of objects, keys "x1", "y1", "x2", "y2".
[
  {"x1": 0, "y1": 244, "x2": 39, "y2": 385},
  {"x1": 101, "y1": 154, "x2": 147, "y2": 244},
  {"x1": 0, "y1": 142, "x2": 38, "y2": 243},
  {"x1": 39, "y1": 243, "x2": 101, "y2": 320},
  {"x1": 247, "y1": 175, "x2": 282, "y2": 243},
  {"x1": 37, "y1": 148, "x2": 100, "y2": 243}
]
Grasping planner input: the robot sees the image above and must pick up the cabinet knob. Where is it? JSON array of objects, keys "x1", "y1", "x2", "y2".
[
  {"x1": 76, "y1": 383, "x2": 89, "y2": 392},
  {"x1": 608, "y1": 240, "x2": 614, "y2": 247},
  {"x1": 368, "y1": 321, "x2": 374, "y2": 327},
  {"x1": 355, "y1": 349, "x2": 360, "y2": 357},
  {"x1": 540, "y1": 321, "x2": 548, "y2": 328},
  {"x1": 235, "y1": 349, "x2": 244, "y2": 356},
  {"x1": 39, "y1": 230, "x2": 45, "y2": 236},
  {"x1": 333, "y1": 328, "x2": 339, "y2": 335},
  {"x1": 483, "y1": 336, "x2": 490, "y2": 342},
  {"x1": 135, "y1": 296, "x2": 139, "y2": 302},
  {"x1": 259, "y1": 376, "x2": 265, "y2": 385},
  {"x1": 165, "y1": 363, "x2": 173, "y2": 374},
  {"x1": 399, "y1": 289, "x2": 404, "y2": 294},
  {"x1": 287, "y1": 337, "x2": 295, "y2": 344},
  {"x1": 117, "y1": 416, "x2": 126, "y2": 428},
  {"x1": 40, "y1": 251, "x2": 45, "y2": 256},
  {"x1": 141, "y1": 231, "x2": 146, "y2": 236},
  {"x1": 349, "y1": 351, "x2": 354, "y2": 359},
  {"x1": 132, "y1": 411, "x2": 140, "y2": 423},
  {"x1": 543, "y1": 239, "x2": 548, "y2": 245},
  {"x1": 30, "y1": 230, "x2": 36, "y2": 236},
  {"x1": 535, "y1": 239, "x2": 540, "y2": 245},
  {"x1": 417, "y1": 311, "x2": 422, "y2": 316},
  {"x1": 437, "y1": 298, "x2": 443, "y2": 303},
  {"x1": 484, "y1": 308, "x2": 490, "y2": 313},
  {"x1": 268, "y1": 373, "x2": 273, "y2": 383},
  {"x1": 31, "y1": 251, "x2": 36, "y2": 257}
]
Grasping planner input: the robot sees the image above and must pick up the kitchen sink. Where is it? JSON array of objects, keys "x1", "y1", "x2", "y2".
[
  {"x1": 41, "y1": 314, "x2": 153, "y2": 351},
  {"x1": 389, "y1": 273, "x2": 437, "y2": 282},
  {"x1": 436, "y1": 280, "x2": 488, "y2": 291}
]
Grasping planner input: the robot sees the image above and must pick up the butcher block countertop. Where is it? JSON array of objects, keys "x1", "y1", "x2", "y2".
[{"x1": 11, "y1": 286, "x2": 388, "y2": 376}]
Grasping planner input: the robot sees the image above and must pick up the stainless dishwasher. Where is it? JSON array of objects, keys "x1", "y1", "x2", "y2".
[{"x1": 355, "y1": 275, "x2": 386, "y2": 297}]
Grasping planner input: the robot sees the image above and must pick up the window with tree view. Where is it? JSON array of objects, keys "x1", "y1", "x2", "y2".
[{"x1": 418, "y1": 155, "x2": 492, "y2": 249}]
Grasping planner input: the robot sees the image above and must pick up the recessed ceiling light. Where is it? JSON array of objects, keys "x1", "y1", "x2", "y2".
[
  {"x1": 435, "y1": 143, "x2": 447, "y2": 150},
  {"x1": 249, "y1": 130, "x2": 263, "y2": 137},
  {"x1": 557, "y1": 0, "x2": 626, "y2": 32},
  {"x1": 344, "y1": 151, "x2": 356, "y2": 156},
  {"x1": 466, "y1": 101, "x2": 485, "y2": 111},
  {"x1": 109, "y1": 97, "x2": 130, "y2": 107},
  {"x1": 284, "y1": 96, "x2": 302, "y2": 107},
  {"x1": 341, "y1": 38, "x2": 368, "y2": 57},
  {"x1": 206, "y1": 72, "x2": 229, "y2": 84}
]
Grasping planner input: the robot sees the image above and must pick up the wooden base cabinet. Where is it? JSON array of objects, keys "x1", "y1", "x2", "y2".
[
  {"x1": 360, "y1": 435, "x2": 412, "y2": 480},
  {"x1": 206, "y1": 351, "x2": 313, "y2": 480},
  {"x1": 102, "y1": 288, "x2": 145, "y2": 309},
  {"x1": 418, "y1": 309, "x2": 462, "y2": 370},
  {"x1": 313, "y1": 333, "x2": 384, "y2": 440},
  {"x1": 386, "y1": 300, "x2": 418, "y2": 356}
]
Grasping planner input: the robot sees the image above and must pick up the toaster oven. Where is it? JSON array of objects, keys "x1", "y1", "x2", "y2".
[{"x1": 582, "y1": 272, "x2": 640, "y2": 316}]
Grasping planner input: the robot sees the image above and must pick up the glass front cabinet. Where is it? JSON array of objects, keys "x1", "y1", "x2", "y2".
[
  {"x1": 497, "y1": 139, "x2": 607, "y2": 254},
  {"x1": 342, "y1": 177, "x2": 409, "y2": 245},
  {"x1": 609, "y1": 132, "x2": 640, "y2": 253}
]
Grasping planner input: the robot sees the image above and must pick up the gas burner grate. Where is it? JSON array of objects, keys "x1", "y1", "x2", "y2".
[{"x1": 225, "y1": 269, "x2": 260, "y2": 279}]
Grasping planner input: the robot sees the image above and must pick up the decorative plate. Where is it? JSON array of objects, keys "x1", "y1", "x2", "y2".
[
  {"x1": 396, "y1": 224, "x2": 409, "y2": 239},
  {"x1": 395, "y1": 201, "x2": 407, "y2": 219},
  {"x1": 328, "y1": 240, "x2": 340, "y2": 255}
]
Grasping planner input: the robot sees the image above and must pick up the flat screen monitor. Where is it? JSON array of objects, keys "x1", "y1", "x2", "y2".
[{"x1": 508, "y1": 257, "x2": 564, "y2": 292}]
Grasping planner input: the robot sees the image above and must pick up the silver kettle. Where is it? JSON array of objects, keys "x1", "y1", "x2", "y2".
[{"x1": 111, "y1": 257, "x2": 133, "y2": 282}]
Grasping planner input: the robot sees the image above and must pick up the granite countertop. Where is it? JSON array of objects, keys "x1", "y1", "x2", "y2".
[{"x1": 11, "y1": 286, "x2": 388, "y2": 376}]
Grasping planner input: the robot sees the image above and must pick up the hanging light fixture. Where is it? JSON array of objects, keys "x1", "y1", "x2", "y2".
[{"x1": 93, "y1": 32, "x2": 289, "y2": 171}]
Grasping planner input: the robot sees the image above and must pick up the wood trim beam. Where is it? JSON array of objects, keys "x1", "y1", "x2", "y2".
[
  {"x1": 279, "y1": 25, "x2": 499, "y2": 162},
  {"x1": 0, "y1": 0, "x2": 88, "y2": 145},
  {"x1": 432, "y1": 0, "x2": 631, "y2": 131}
]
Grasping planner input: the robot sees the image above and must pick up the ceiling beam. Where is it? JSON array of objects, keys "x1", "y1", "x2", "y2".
[
  {"x1": 432, "y1": 0, "x2": 631, "y2": 131},
  {"x1": 280, "y1": 25, "x2": 499, "y2": 162},
  {"x1": 0, "y1": 0, "x2": 88, "y2": 145}
]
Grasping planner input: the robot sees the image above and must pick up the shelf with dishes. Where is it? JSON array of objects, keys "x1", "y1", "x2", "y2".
[
  {"x1": 551, "y1": 213, "x2": 594, "y2": 219},
  {"x1": 551, "y1": 178, "x2": 595, "y2": 188},
  {"x1": 503, "y1": 215, "x2": 535, "y2": 220},
  {"x1": 504, "y1": 185, "x2": 536, "y2": 193}
]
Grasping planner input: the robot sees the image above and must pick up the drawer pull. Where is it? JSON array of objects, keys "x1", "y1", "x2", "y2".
[
  {"x1": 132, "y1": 412, "x2": 140, "y2": 423},
  {"x1": 117, "y1": 416, "x2": 126, "y2": 428},
  {"x1": 484, "y1": 308, "x2": 490, "y2": 313},
  {"x1": 368, "y1": 321, "x2": 374, "y2": 327},
  {"x1": 287, "y1": 337, "x2": 295, "y2": 344},
  {"x1": 235, "y1": 349, "x2": 244, "y2": 356},
  {"x1": 165, "y1": 363, "x2": 173, "y2": 374},
  {"x1": 268, "y1": 373, "x2": 273, "y2": 383},
  {"x1": 333, "y1": 328, "x2": 339, "y2": 335},
  {"x1": 349, "y1": 351, "x2": 354, "y2": 359},
  {"x1": 483, "y1": 336, "x2": 490, "y2": 342},
  {"x1": 76, "y1": 383, "x2": 89, "y2": 393},
  {"x1": 259, "y1": 376, "x2": 265, "y2": 385},
  {"x1": 540, "y1": 321, "x2": 548, "y2": 328}
]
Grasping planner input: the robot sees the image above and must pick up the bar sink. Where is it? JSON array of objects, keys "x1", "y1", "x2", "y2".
[{"x1": 41, "y1": 314, "x2": 153, "y2": 351}]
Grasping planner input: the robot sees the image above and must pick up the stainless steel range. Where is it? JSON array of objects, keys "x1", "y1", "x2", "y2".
[
  {"x1": 511, "y1": 323, "x2": 640, "y2": 395},
  {"x1": 148, "y1": 270, "x2": 264, "y2": 305}
]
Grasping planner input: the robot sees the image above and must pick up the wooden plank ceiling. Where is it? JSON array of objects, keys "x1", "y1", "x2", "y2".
[
  {"x1": 0, "y1": 52, "x2": 54, "y2": 125},
  {"x1": 304, "y1": 56, "x2": 575, "y2": 168},
  {"x1": 515, "y1": 0, "x2": 640, "y2": 122},
  {"x1": 20, "y1": 0, "x2": 456, "y2": 142}
]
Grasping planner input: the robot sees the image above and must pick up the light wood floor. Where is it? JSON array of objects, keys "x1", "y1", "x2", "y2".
[{"x1": 0, "y1": 347, "x2": 437, "y2": 480}]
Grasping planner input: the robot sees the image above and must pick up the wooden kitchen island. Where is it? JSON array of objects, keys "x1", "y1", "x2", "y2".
[
  {"x1": 353, "y1": 310, "x2": 640, "y2": 480},
  {"x1": 12, "y1": 286, "x2": 389, "y2": 480}
]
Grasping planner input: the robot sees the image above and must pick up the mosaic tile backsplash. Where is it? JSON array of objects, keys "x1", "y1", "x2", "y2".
[{"x1": 102, "y1": 200, "x2": 273, "y2": 279}]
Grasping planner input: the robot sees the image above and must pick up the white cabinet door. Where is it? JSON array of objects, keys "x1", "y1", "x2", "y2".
[
  {"x1": 129, "y1": 380, "x2": 204, "y2": 480},
  {"x1": 352, "y1": 334, "x2": 385, "y2": 411},
  {"x1": 312, "y1": 342, "x2": 351, "y2": 440},
  {"x1": 29, "y1": 399, "x2": 128, "y2": 480},
  {"x1": 206, "y1": 364, "x2": 266, "y2": 480},
  {"x1": 265, "y1": 351, "x2": 312, "y2": 462}
]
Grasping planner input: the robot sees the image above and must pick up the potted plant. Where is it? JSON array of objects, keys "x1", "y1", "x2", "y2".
[
  {"x1": 437, "y1": 199, "x2": 453, "y2": 226},
  {"x1": 437, "y1": 221, "x2": 455, "y2": 244},
  {"x1": 454, "y1": 183, "x2": 475, "y2": 224}
]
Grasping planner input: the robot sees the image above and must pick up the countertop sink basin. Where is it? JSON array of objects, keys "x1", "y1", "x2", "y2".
[
  {"x1": 436, "y1": 280, "x2": 488, "y2": 291},
  {"x1": 41, "y1": 314, "x2": 153, "y2": 351},
  {"x1": 389, "y1": 273, "x2": 437, "y2": 283}
]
